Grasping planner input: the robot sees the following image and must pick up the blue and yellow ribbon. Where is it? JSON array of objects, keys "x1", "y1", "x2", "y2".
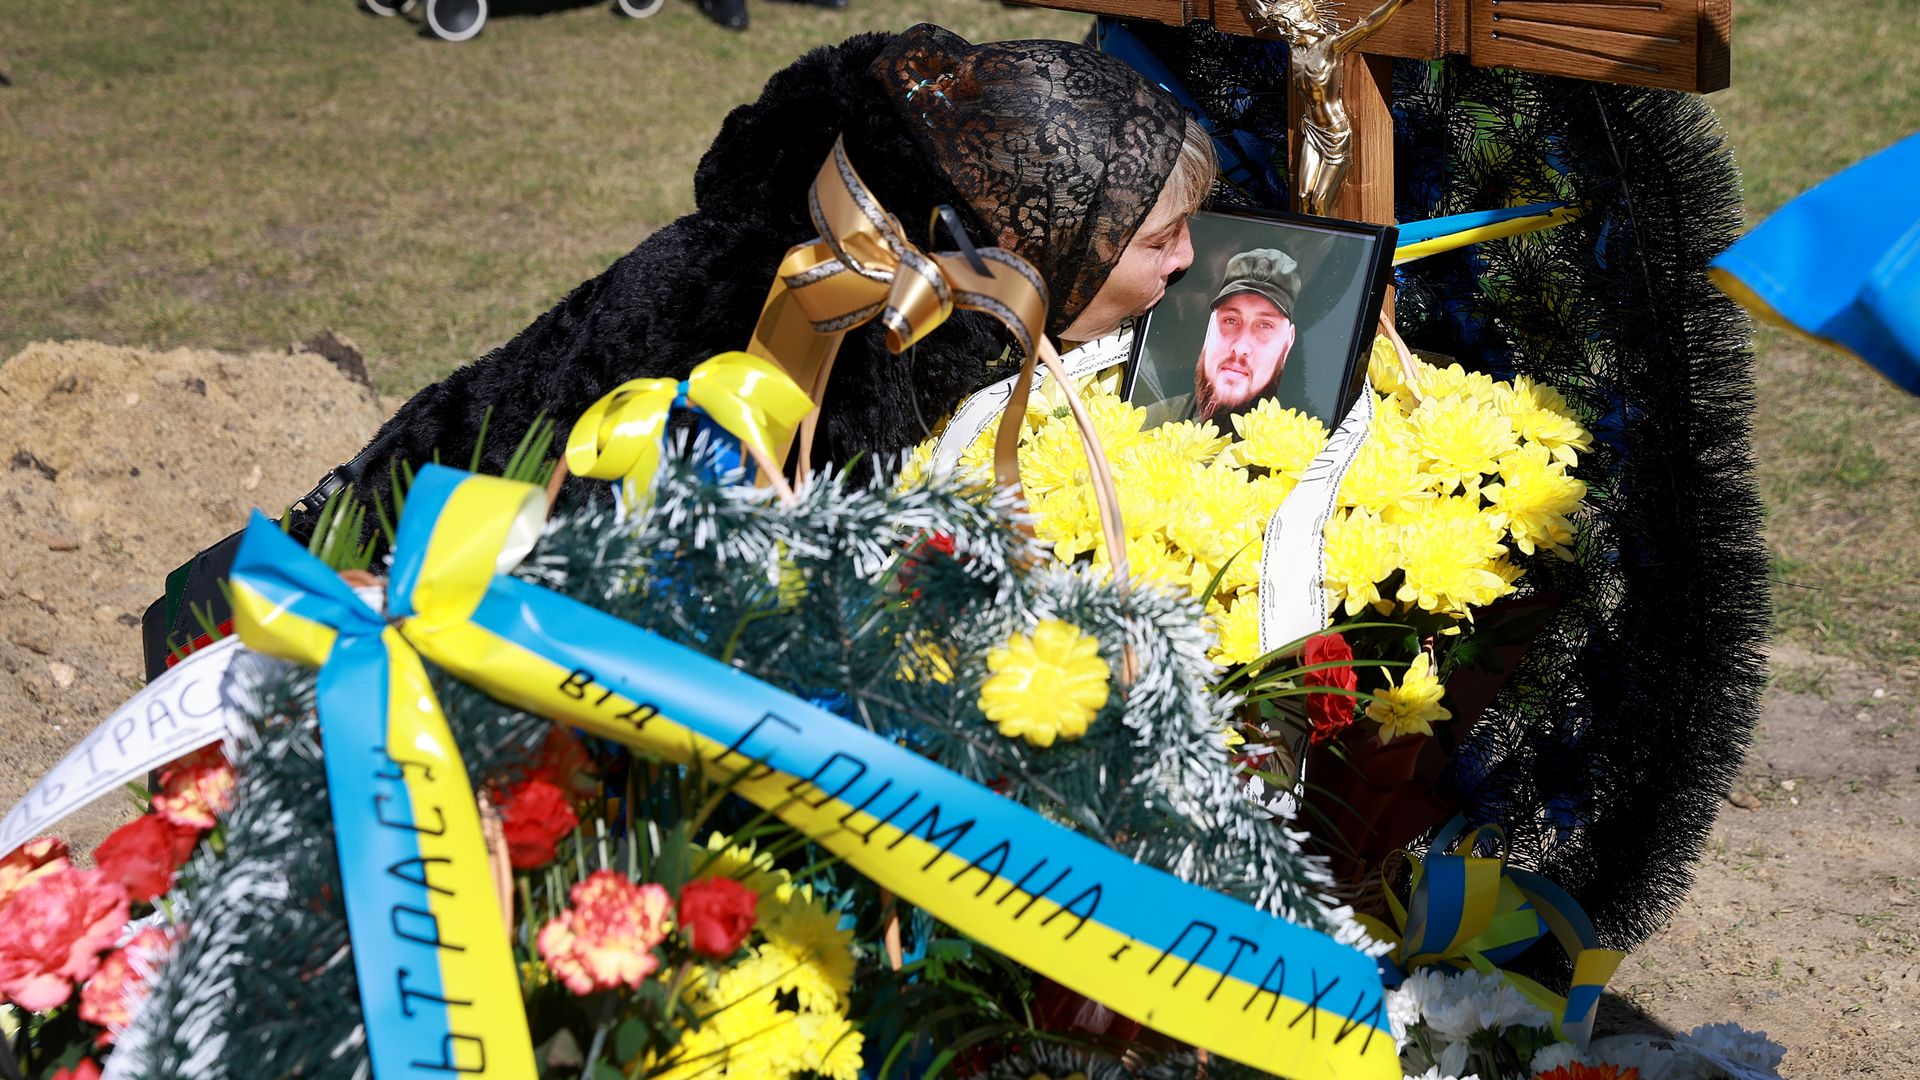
[
  {"x1": 564, "y1": 351, "x2": 814, "y2": 499},
  {"x1": 1357, "y1": 818, "x2": 1623, "y2": 1047},
  {"x1": 230, "y1": 475, "x2": 546, "y2": 1079},
  {"x1": 1393, "y1": 203, "x2": 1581, "y2": 266},
  {"x1": 233, "y1": 464, "x2": 1396, "y2": 1080}
]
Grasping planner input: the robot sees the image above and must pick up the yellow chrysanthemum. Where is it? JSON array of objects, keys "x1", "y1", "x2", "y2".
[
  {"x1": 1144, "y1": 418, "x2": 1231, "y2": 464},
  {"x1": 1110, "y1": 439, "x2": 1195, "y2": 540},
  {"x1": 1245, "y1": 472, "x2": 1298, "y2": 523},
  {"x1": 1338, "y1": 432, "x2": 1435, "y2": 519},
  {"x1": 1092, "y1": 533, "x2": 1193, "y2": 594},
  {"x1": 1322, "y1": 508, "x2": 1401, "y2": 616},
  {"x1": 978, "y1": 619, "x2": 1111, "y2": 747},
  {"x1": 1416, "y1": 361, "x2": 1499, "y2": 404},
  {"x1": 688, "y1": 832, "x2": 793, "y2": 903},
  {"x1": 1020, "y1": 419, "x2": 1098, "y2": 500},
  {"x1": 1223, "y1": 398, "x2": 1329, "y2": 480},
  {"x1": 1208, "y1": 597, "x2": 1264, "y2": 666},
  {"x1": 1366, "y1": 652, "x2": 1452, "y2": 741},
  {"x1": 790, "y1": 1011, "x2": 864, "y2": 1080},
  {"x1": 1409, "y1": 394, "x2": 1519, "y2": 493},
  {"x1": 1082, "y1": 389, "x2": 1152, "y2": 457},
  {"x1": 1394, "y1": 498, "x2": 1513, "y2": 616},
  {"x1": 759, "y1": 888, "x2": 856, "y2": 1013},
  {"x1": 1030, "y1": 484, "x2": 1100, "y2": 563},
  {"x1": 1484, "y1": 442, "x2": 1587, "y2": 558},
  {"x1": 1164, "y1": 462, "x2": 1258, "y2": 569},
  {"x1": 1496, "y1": 376, "x2": 1594, "y2": 467},
  {"x1": 1365, "y1": 333, "x2": 1408, "y2": 394}
]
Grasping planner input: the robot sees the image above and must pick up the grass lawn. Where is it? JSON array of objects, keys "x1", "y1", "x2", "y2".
[{"x1": 1, "y1": 0, "x2": 1916, "y2": 677}]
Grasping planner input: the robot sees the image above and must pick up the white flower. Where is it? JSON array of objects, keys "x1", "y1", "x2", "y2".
[
  {"x1": 1417, "y1": 968, "x2": 1553, "y2": 1042},
  {"x1": 1436, "y1": 1040, "x2": 1474, "y2": 1079},
  {"x1": 1529, "y1": 1041, "x2": 1584, "y2": 1074},
  {"x1": 1677, "y1": 1023, "x2": 1786, "y2": 1077},
  {"x1": 1386, "y1": 968, "x2": 1450, "y2": 1044},
  {"x1": 1590, "y1": 1034, "x2": 1683, "y2": 1080},
  {"x1": 1405, "y1": 1067, "x2": 1480, "y2": 1080}
]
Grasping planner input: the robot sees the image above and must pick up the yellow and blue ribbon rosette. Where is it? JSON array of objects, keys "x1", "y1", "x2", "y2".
[
  {"x1": 230, "y1": 463, "x2": 1399, "y2": 1080},
  {"x1": 1358, "y1": 817, "x2": 1624, "y2": 1047}
]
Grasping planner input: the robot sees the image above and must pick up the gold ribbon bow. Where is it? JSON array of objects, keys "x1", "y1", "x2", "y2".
[
  {"x1": 743, "y1": 136, "x2": 1049, "y2": 476},
  {"x1": 564, "y1": 351, "x2": 815, "y2": 502}
]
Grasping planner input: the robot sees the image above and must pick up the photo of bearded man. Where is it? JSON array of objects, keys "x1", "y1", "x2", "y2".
[
  {"x1": 1191, "y1": 248, "x2": 1300, "y2": 422},
  {"x1": 1128, "y1": 209, "x2": 1390, "y2": 435}
]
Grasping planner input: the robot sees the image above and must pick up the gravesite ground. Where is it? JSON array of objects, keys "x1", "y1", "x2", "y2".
[{"x1": 0, "y1": 1, "x2": 1914, "y2": 1075}]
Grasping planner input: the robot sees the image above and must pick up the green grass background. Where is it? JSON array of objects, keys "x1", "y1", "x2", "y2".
[{"x1": 1, "y1": 0, "x2": 1915, "y2": 677}]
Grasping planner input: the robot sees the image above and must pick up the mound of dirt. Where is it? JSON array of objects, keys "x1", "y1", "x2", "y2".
[{"x1": 0, "y1": 340, "x2": 389, "y2": 853}]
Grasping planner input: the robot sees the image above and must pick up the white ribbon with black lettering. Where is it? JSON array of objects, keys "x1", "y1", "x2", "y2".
[
  {"x1": 0, "y1": 637, "x2": 256, "y2": 856},
  {"x1": 929, "y1": 329, "x2": 1134, "y2": 476},
  {"x1": 1257, "y1": 377, "x2": 1375, "y2": 653}
]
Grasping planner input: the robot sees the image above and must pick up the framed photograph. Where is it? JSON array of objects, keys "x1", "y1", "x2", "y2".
[{"x1": 1125, "y1": 208, "x2": 1397, "y2": 430}]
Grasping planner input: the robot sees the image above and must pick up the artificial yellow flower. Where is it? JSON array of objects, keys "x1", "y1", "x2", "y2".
[
  {"x1": 1366, "y1": 652, "x2": 1452, "y2": 742},
  {"x1": 1484, "y1": 442, "x2": 1587, "y2": 558},
  {"x1": 1208, "y1": 597, "x2": 1264, "y2": 666},
  {"x1": 1410, "y1": 395, "x2": 1519, "y2": 494},
  {"x1": 1321, "y1": 508, "x2": 1401, "y2": 616},
  {"x1": 894, "y1": 631, "x2": 958, "y2": 685},
  {"x1": 979, "y1": 619, "x2": 1111, "y2": 747},
  {"x1": 1224, "y1": 398, "x2": 1329, "y2": 480}
]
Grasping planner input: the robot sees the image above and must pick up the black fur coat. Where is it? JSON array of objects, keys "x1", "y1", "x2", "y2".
[{"x1": 297, "y1": 32, "x2": 1013, "y2": 538}]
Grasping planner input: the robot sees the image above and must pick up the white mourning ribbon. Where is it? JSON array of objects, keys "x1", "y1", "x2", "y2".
[
  {"x1": 929, "y1": 329, "x2": 1135, "y2": 475},
  {"x1": 0, "y1": 636, "x2": 273, "y2": 857},
  {"x1": 1257, "y1": 377, "x2": 1375, "y2": 654}
]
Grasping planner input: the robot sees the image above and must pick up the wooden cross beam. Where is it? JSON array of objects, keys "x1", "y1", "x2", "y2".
[{"x1": 1017, "y1": 1, "x2": 1732, "y2": 226}]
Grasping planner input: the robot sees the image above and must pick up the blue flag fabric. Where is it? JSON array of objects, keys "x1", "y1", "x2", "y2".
[{"x1": 1710, "y1": 132, "x2": 1920, "y2": 396}]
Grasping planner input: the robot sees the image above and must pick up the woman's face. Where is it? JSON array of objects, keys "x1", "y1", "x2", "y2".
[{"x1": 1059, "y1": 182, "x2": 1195, "y2": 343}]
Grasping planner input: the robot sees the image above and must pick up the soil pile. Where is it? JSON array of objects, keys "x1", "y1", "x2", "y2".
[{"x1": 0, "y1": 340, "x2": 387, "y2": 853}]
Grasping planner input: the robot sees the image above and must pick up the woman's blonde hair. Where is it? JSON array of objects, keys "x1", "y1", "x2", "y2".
[{"x1": 1162, "y1": 116, "x2": 1219, "y2": 216}]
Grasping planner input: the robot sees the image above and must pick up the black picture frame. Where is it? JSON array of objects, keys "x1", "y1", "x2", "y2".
[{"x1": 1123, "y1": 207, "x2": 1397, "y2": 431}]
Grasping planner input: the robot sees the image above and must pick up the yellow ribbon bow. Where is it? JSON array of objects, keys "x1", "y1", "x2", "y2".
[
  {"x1": 564, "y1": 351, "x2": 815, "y2": 502},
  {"x1": 1356, "y1": 819, "x2": 1624, "y2": 1047},
  {"x1": 743, "y1": 137, "x2": 1050, "y2": 476}
]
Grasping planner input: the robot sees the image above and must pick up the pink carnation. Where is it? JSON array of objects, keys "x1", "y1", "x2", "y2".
[
  {"x1": 0, "y1": 837, "x2": 71, "y2": 908},
  {"x1": 79, "y1": 926, "x2": 173, "y2": 1043},
  {"x1": 0, "y1": 868, "x2": 129, "y2": 1012},
  {"x1": 152, "y1": 747, "x2": 235, "y2": 831},
  {"x1": 536, "y1": 870, "x2": 671, "y2": 995}
]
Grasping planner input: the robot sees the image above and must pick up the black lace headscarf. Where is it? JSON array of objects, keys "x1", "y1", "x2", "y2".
[
  {"x1": 294, "y1": 26, "x2": 1190, "y2": 548},
  {"x1": 870, "y1": 24, "x2": 1188, "y2": 334}
]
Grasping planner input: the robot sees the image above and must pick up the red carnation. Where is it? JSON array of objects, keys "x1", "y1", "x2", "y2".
[
  {"x1": 52, "y1": 1060, "x2": 101, "y2": 1080},
  {"x1": 678, "y1": 877, "x2": 758, "y2": 959},
  {"x1": 497, "y1": 779, "x2": 578, "y2": 870},
  {"x1": 1302, "y1": 633, "x2": 1359, "y2": 745},
  {"x1": 0, "y1": 868, "x2": 129, "y2": 1012},
  {"x1": 93, "y1": 815, "x2": 198, "y2": 901}
]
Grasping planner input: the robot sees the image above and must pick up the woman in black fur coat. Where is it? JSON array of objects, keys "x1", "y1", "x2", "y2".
[{"x1": 293, "y1": 24, "x2": 1215, "y2": 538}]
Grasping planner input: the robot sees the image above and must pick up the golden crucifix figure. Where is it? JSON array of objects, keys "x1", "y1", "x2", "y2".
[{"x1": 1247, "y1": 0, "x2": 1410, "y2": 215}]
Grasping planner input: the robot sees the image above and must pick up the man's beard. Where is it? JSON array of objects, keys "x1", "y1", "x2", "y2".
[{"x1": 1193, "y1": 353, "x2": 1282, "y2": 423}]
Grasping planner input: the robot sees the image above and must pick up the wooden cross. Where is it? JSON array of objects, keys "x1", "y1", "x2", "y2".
[{"x1": 1016, "y1": 1, "x2": 1732, "y2": 227}]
